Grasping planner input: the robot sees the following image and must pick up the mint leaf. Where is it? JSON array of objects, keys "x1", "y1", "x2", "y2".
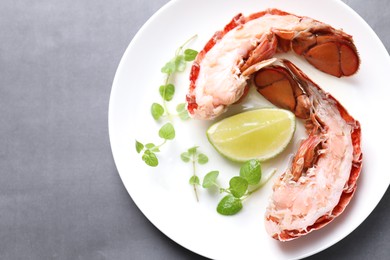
[
  {"x1": 151, "y1": 103, "x2": 164, "y2": 120},
  {"x1": 239, "y1": 159, "x2": 262, "y2": 185},
  {"x1": 135, "y1": 140, "x2": 144, "y2": 153},
  {"x1": 158, "y1": 123, "x2": 175, "y2": 140},
  {"x1": 197, "y1": 153, "x2": 208, "y2": 164},
  {"x1": 159, "y1": 84, "x2": 175, "y2": 101},
  {"x1": 217, "y1": 195, "x2": 243, "y2": 215},
  {"x1": 189, "y1": 176, "x2": 200, "y2": 186},
  {"x1": 202, "y1": 171, "x2": 219, "y2": 188},
  {"x1": 184, "y1": 49, "x2": 198, "y2": 61},
  {"x1": 229, "y1": 176, "x2": 248, "y2": 198},
  {"x1": 142, "y1": 150, "x2": 158, "y2": 167}
]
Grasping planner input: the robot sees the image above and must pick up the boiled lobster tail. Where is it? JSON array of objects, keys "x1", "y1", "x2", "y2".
[
  {"x1": 255, "y1": 60, "x2": 362, "y2": 241},
  {"x1": 187, "y1": 9, "x2": 359, "y2": 120}
]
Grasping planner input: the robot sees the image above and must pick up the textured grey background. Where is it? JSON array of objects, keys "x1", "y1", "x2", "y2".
[{"x1": 0, "y1": 0, "x2": 389, "y2": 259}]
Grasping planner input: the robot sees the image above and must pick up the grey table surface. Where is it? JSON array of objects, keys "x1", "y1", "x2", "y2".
[{"x1": 1, "y1": 0, "x2": 389, "y2": 259}]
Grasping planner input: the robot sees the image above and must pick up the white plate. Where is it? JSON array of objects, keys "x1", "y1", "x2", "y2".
[{"x1": 109, "y1": 0, "x2": 390, "y2": 259}]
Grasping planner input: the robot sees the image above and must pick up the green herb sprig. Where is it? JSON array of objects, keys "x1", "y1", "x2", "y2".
[
  {"x1": 137, "y1": 36, "x2": 198, "y2": 167},
  {"x1": 151, "y1": 35, "x2": 198, "y2": 121},
  {"x1": 181, "y1": 146, "x2": 209, "y2": 202},
  {"x1": 135, "y1": 123, "x2": 175, "y2": 167},
  {"x1": 202, "y1": 159, "x2": 275, "y2": 215}
]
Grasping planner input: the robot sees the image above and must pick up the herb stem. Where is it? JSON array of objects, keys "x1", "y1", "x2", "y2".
[
  {"x1": 246, "y1": 168, "x2": 277, "y2": 197},
  {"x1": 164, "y1": 73, "x2": 171, "y2": 85},
  {"x1": 176, "y1": 34, "x2": 198, "y2": 56},
  {"x1": 162, "y1": 73, "x2": 173, "y2": 121},
  {"x1": 192, "y1": 153, "x2": 199, "y2": 202},
  {"x1": 220, "y1": 188, "x2": 229, "y2": 194},
  {"x1": 162, "y1": 98, "x2": 173, "y2": 121},
  {"x1": 155, "y1": 139, "x2": 168, "y2": 149}
]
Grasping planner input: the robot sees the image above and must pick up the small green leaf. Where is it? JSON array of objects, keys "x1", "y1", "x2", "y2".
[
  {"x1": 184, "y1": 49, "x2": 198, "y2": 61},
  {"x1": 176, "y1": 103, "x2": 190, "y2": 120},
  {"x1": 179, "y1": 110, "x2": 190, "y2": 120},
  {"x1": 159, "y1": 84, "x2": 175, "y2": 101},
  {"x1": 180, "y1": 152, "x2": 191, "y2": 163},
  {"x1": 151, "y1": 103, "x2": 164, "y2": 120},
  {"x1": 158, "y1": 122, "x2": 175, "y2": 140},
  {"x1": 197, "y1": 153, "x2": 209, "y2": 164},
  {"x1": 161, "y1": 60, "x2": 176, "y2": 74},
  {"x1": 217, "y1": 195, "x2": 243, "y2": 216},
  {"x1": 145, "y1": 143, "x2": 155, "y2": 149},
  {"x1": 189, "y1": 176, "x2": 200, "y2": 186},
  {"x1": 135, "y1": 140, "x2": 144, "y2": 153},
  {"x1": 142, "y1": 150, "x2": 158, "y2": 167},
  {"x1": 176, "y1": 103, "x2": 186, "y2": 112},
  {"x1": 187, "y1": 146, "x2": 198, "y2": 155},
  {"x1": 145, "y1": 143, "x2": 160, "y2": 153},
  {"x1": 202, "y1": 171, "x2": 219, "y2": 188},
  {"x1": 240, "y1": 159, "x2": 262, "y2": 185},
  {"x1": 174, "y1": 55, "x2": 186, "y2": 72},
  {"x1": 229, "y1": 176, "x2": 248, "y2": 198}
]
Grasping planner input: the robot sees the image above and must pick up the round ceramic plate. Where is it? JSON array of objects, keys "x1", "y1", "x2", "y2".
[{"x1": 109, "y1": 0, "x2": 390, "y2": 259}]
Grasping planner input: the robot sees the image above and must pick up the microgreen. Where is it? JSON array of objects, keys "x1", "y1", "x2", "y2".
[
  {"x1": 161, "y1": 55, "x2": 186, "y2": 74},
  {"x1": 181, "y1": 146, "x2": 209, "y2": 202},
  {"x1": 151, "y1": 103, "x2": 164, "y2": 120},
  {"x1": 184, "y1": 49, "x2": 198, "y2": 61},
  {"x1": 202, "y1": 171, "x2": 219, "y2": 189},
  {"x1": 135, "y1": 141, "x2": 144, "y2": 153},
  {"x1": 159, "y1": 84, "x2": 175, "y2": 102},
  {"x1": 158, "y1": 122, "x2": 175, "y2": 140},
  {"x1": 197, "y1": 153, "x2": 209, "y2": 164},
  {"x1": 142, "y1": 150, "x2": 158, "y2": 167},
  {"x1": 239, "y1": 159, "x2": 262, "y2": 185},
  {"x1": 176, "y1": 103, "x2": 190, "y2": 120},
  {"x1": 189, "y1": 176, "x2": 200, "y2": 186},
  {"x1": 138, "y1": 36, "x2": 198, "y2": 167},
  {"x1": 136, "y1": 123, "x2": 176, "y2": 167},
  {"x1": 217, "y1": 195, "x2": 243, "y2": 216},
  {"x1": 229, "y1": 176, "x2": 248, "y2": 199},
  {"x1": 151, "y1": 35, "x2": 198, "y2": 121},
  {"x1": 202, "y1": 159, "x2": 273, "y2": 216}
]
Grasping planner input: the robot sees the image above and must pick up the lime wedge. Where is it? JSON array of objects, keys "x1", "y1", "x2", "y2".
[{"x1": 206, "y1": 108, "x2": 296, "y2": 162}]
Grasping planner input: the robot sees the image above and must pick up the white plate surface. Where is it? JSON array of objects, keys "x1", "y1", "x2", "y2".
[{"x1": 109, "y1": 0, "x2": 390, "y2": 259}]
